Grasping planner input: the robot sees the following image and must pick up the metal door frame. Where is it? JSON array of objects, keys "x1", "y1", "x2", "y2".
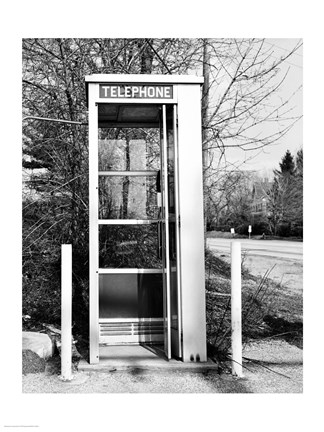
[
  {"x1": 161, "y1": 103, "x2": 182, "y2": 360},
  {"x1": 161, "y1": 104, "x2": 171, "y2": 359},
  {"x1": 173, "y1": 103, "x2": 182, "y2": 359},
  {"x1": 89, "y1": 96, "x2": 181, "y2": 362}
]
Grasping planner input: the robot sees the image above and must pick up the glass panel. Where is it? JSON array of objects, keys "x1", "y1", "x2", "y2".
[
  {"x1": 99, "y1": 225, "x2": 162, "y2": 268},
  {"x1": 99, "y1": 274, "x2": 138, "y2": 319},
  {"x1": 138, "y1": 273, "x2": 163, "y2": 318},
  {"x1": 99, "y1": 274, "x2": 163, "y2": 319},
  {"x1": 98, "y1": 176, "x2": 159, "y2": 219},
  {"x1": 166, "y1": 105, "x2": 176, "y2": 215},
  {"x1": 98, "y1": 128, "x2": 160, "y2": 171}
]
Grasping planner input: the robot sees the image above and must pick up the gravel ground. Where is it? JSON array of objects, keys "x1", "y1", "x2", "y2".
[
  {"x1": 242, "y1": 339, "x2": 303, "y2": 393},
  {"x1": 22, "y1": 340, "x2": 302, "y2": 393}
]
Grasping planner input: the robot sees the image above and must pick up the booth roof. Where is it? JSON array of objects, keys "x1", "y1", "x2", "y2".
[{"x1": 85, "y1": 74, "x2": 204, "y2": 84}]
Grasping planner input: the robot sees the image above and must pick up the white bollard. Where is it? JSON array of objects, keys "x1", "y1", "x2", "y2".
[
  {"x1": 61, "y1": 244, "x2": 73, "y2": 381},
  {"x1": 231, "y1": 241, "x2": 243, "y2": 377}
]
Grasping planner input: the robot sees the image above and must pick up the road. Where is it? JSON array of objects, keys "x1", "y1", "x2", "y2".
[{"x1": 207, "y1": 238, "x2": 303, "y2": 261}]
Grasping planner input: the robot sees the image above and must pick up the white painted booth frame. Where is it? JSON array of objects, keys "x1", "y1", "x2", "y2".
[
  {"x1": 88, "y1": 83, "x2": 99, "y2": 363},
  {"x1": 177, "y1": 84, "x2": 207, "y2": 362},
  {"x1": 87, "y1": 74, "x2": 206, "y2": 363}
]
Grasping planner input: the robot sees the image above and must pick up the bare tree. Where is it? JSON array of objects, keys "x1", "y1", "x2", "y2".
[
  {"x1": 206, "y1": 170, "x2": 255, "y2": 232},
  {"x1": 22, "y1": 38, "x2": 302, "y2": 326},
  {"x1": 197, "y1": 38, "x2": 302, "y2": 236},
  {"x1": 201, "y1": 39, "x2": 301, "y2": 156}
]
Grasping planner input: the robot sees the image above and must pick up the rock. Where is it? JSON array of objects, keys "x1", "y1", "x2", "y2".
[
  {"x1": 22, "y1": 331, "x2": 54, "y2": 359},
  {"x1": 22, "y1": 349, "x2": 45, "y2": 374}
]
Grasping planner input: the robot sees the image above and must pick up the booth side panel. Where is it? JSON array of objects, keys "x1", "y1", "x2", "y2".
[
  {"x1": 89, "y1": 84, "x2": 99, "y2": 364},
  {"x1": 177, "y1": 84, "x2": 207, "y2": 362}
]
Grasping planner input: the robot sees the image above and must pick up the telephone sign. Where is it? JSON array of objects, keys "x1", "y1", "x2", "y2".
[{"x1": 99, "y1": 84, "x2": 173, "y2": 99}]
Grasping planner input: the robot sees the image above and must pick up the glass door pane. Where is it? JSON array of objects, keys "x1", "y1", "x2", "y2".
[
  {"x1": 97, "y1": 118, "x2": 164, "y2": 345},
  {"x1": 99, "y1": 224, "x2": 162, "y2": 269},
  {"x1": 98, "y1": 175, "x2": 159, "y2": 220}
]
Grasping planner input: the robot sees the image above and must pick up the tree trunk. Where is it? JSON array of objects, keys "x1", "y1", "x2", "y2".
[{"x1": 140, "y1": 39, "x2": 153, "y2": 74}]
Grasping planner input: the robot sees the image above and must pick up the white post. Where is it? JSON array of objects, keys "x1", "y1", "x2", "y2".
[
  {"x1": 231, "y1": 241, "x2": 243, "y2": 377},
  {"x1": 61, "y1": 244, "x2": 73, "y2": 381}
]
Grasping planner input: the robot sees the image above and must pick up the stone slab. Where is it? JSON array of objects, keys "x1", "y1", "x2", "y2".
[
  {"x1": 22, "y1": 332, "x2": 54, "y2": 359},
  {"x1": 78, "y1": 345, "x2": 219, "y2": 372}
]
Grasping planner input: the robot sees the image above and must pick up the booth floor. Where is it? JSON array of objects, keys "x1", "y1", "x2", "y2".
[{"x1": 78, "y1": 345, "x2": 218, "y2": 372}]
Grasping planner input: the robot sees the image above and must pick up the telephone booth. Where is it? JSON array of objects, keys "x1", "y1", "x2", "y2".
[{"x1": 86, "y1": 74, "x2": 207, "y2": 363}]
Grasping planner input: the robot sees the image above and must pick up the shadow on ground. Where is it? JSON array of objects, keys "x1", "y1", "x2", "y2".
[{"x1": 263, "y1": 315, "x2": 303, "y2": 349}]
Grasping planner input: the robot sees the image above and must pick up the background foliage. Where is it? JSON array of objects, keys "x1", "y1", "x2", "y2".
[{"x1": 22, "y1": 38, "x2": 302, "y2": 335}]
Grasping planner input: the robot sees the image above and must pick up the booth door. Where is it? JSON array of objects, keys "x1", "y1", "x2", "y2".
[
  {"x1": 97, "y1": 115, "x2": 164, "y2": 348},
  {"x1": 96, "y1": 103, "x2": 181, "y2": 360}
]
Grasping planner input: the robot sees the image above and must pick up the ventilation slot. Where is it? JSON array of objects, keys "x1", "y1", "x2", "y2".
[{"x1": 99, "y1": 319, "x2": 164, "y2": 344}]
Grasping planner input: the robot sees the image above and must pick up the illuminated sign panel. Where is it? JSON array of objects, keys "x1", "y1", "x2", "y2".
[{"x1": 99, "y1": 84, "x2": 173, "y2": 99}]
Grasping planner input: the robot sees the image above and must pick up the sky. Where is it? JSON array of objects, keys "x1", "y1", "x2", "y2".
[{"x1": 220, "y1": 38, "x2": 303, "y2": 177}]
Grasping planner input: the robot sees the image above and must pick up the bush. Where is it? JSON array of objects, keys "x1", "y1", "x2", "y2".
[
  {"x1": 205, "y1": 249, "x2": 279, "y2": 356},
  {"x1": 250, "y1": 220, "x2": 270, "y2": 235},
  {"x1": 277, "y1": 222, "x2": 291, "y2": 237},
  {"x1": 290, "y1": 224, "x2": 303, "y2": 238},
  {"x1": 23, "y1": 197, "x2": 89, "y2": 336}
]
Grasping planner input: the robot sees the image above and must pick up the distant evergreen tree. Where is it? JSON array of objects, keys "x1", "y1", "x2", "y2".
[
  {"x1": 279, "y1": 150, "x2": 295, "y2": 175},
  {"x1": 267, "y1": 148, "x2": 303, "y2": 237},
  {"x1": 296, "y1": 148, "x2": 303, "y2": 177}
]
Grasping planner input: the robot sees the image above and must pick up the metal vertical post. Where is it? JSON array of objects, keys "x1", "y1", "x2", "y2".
[
  {"x1": 231, "y1": 241, "x2": 243, "y2": 377},
  {"x1": 61, "y1": 244, "x2": 73, "y2": 381},
  {"x1": 89, "y1": 85, "x2": 99, "y2": 364}
]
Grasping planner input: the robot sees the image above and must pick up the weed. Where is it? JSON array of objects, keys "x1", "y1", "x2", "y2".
[{"x1": 205, "y1": 248, "x2": 303, "y2": 360}]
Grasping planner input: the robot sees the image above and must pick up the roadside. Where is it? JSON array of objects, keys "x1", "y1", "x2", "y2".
[
  {"x1": 210, "y1": 247, "x2": 303, "y2": 295},
  {"x1": 206, "y1": 230, "x2": 303, "y2": 241},
  {"x1": 243, "y1": 254, "x2": 302, "y2": 294}
]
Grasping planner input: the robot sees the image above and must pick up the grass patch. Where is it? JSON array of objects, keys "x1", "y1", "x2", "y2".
[{"x1": 205, "y1": 248, "x2": 303, "y2": 361}]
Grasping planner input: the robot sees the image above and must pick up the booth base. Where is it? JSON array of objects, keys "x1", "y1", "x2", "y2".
[{"x1": 78, "y1": 345, "x2": 218, "y2": 372}]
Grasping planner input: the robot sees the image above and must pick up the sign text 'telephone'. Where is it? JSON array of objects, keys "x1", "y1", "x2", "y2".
[{"x1": 99, "y1": 84, "x2": 173, "y2": 99}]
